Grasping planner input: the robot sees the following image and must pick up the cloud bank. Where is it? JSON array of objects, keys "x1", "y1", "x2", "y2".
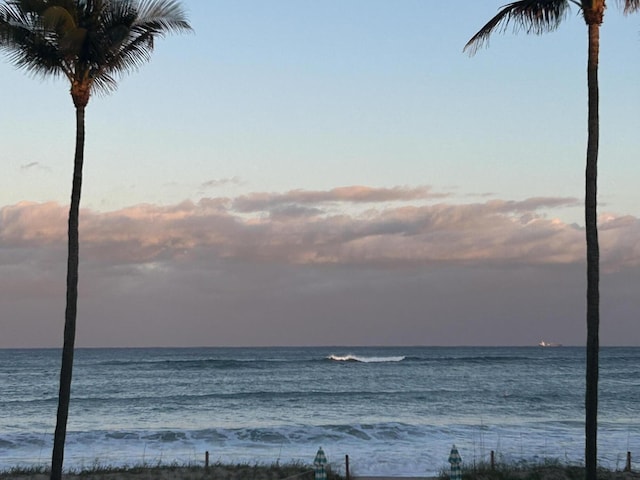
[
  {"x1": 2, "y1": 186, "x2": 635, "y2": 269},
  {"x1": 2, "y1": 186, "x2": 639, "y2": 348}
]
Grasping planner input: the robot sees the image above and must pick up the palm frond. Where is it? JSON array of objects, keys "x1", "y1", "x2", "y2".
[
  {"x1": 0, "y1": 1, "x2": 69, "y2": 79},
  {"x1": 135, "y1": 0, "x2": 193, "y2": 35},
  {"x1": 89, "y1": 68, "x2": 118, "y2": 95},
  {"x1": 464, "y1": 0, "x2": 571, "y2": 55},
  {"x1": 85, "y1": 0, "x2": 191, "y2": 93},
  {"x1": 95, "y1": 30, "x2": 154, "y2": 80},
  {"x1": 620, "y1": 0, "x2": 640, "y2": 13},
  {"x1": 1, "y1": 0, "x2": 191, "y2": 99}
]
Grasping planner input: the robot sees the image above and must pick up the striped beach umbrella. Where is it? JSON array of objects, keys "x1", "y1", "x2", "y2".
[
  {"x1": 448, "y1": 445, "x2": 462, "y2": 480},
  {"x1": 313, "y1": 447, "x2": 328, "y2": 480}
]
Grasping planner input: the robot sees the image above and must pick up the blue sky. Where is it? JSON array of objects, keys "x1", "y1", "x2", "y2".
[{"x1": 1, "y1": 1, "x2": 639, "y2": 347}]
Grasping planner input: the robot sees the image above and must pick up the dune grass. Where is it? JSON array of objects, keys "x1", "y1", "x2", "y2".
[
  {"x1": 440, "y1": 459, "x2": 638, "y2": 480},
  {"x1": 1, "y1": 461, "x2": 343, "y2": 480}
]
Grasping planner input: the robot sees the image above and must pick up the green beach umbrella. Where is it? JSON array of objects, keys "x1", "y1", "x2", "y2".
[
  {"x1": 313, "y1": 447, "x2": 328, "y2": 480},
  {"x1": 448, "y1": 445, "x2": 462, "y2": 480}
]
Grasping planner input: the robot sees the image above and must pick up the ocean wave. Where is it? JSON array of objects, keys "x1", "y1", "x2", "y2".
[
  {"x1": 326, "y1": 354, "x2": 405, "y2": 363},
  {"x1": 4, "y1": 421, "x2": 636, "y2": 477},
  {"x1": 37, "y1": 389, "x2": 423, "y2": 410},
  {"x1": 94, "y1": 358, "x2": 274, "y2": 370},
  {"x1": 4, "y1": 347, "x2": 639, "y2": 477}
]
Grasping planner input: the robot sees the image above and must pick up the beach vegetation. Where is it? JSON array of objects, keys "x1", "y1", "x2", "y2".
[
  {"x1": 464, "y1": 2, "x2": 639, "y2": 480},
  {"x1": 441, "y1": 459, "x2": 639, "y2": 480},
  {"x1": 0, "y1": 1, "x2": 191, "y2": 480},
  {"x1": 0, "y1": 460, "x2": 344, "y2": 480}
]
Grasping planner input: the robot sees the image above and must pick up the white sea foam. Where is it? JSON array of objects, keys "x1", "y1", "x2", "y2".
[
  {"x1": 3, "y1": 422, "x2": 639, "y2": 476},
  {"x1": 327, "y1": 354, "x2": 405, "y2": 363}
]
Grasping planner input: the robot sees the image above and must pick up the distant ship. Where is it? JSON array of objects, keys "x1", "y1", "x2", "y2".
[{"x1": 539, "y1": 341, "x2": 562, "y2": 347}]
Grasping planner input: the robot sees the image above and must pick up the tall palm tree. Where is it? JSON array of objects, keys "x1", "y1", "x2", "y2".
[
  {"x1": 464, "y1": 2, "x2": 638, "y2": 479},
  {"x1": 0, "y1": 1, "x2": 191, "y2": 479}
]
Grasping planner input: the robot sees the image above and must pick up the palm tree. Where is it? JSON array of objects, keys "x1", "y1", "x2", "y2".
[
  {"x1": 464, "y1": 2, "x2": 638, "y2": 479},
  {"x1": 0, "y1": 1, "x2": 191, "y2": 479}
]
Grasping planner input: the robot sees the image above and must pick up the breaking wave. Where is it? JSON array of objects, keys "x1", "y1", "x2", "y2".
[{"x1": 327, "y1": 354, "x2": 405, "y2": 363}]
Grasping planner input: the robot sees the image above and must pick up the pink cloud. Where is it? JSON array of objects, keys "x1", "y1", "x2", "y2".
[
  {"x1": 0, "y1": 201, "x2": 67, "y2": 246},
  {"x1": 2, "y1": 190, "x2": 639, "y2": 348},
  {"x1": 0, "y1": 188, "x2": 635, "y2": 271},
  {"x1": 232, "y1": 185, "x2": 446, "y2": 213}
]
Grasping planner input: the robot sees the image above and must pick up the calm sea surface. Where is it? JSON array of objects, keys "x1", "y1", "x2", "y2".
[{"x1": 1, "y1": 346, "x2": 639, "y2": 476}]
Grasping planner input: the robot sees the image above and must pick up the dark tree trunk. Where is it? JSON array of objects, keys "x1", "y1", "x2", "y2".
[
  {"x1": 51, "y1": 104, "x2": 85, "y2": 480},
  {"x1": 585, "y1": 20, "x2": 600, "y2": 480}
]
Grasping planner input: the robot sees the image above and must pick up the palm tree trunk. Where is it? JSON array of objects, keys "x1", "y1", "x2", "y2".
[
  {"x1": 51, "y1": 104, "x2": 85, "y2": 480},
  {"x1": 585, "y1": 20, "x2": 600, "y2": 480}
]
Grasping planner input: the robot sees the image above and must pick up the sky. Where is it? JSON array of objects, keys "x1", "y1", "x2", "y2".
[{"x1": 1, "y1": 1, "x2": 639, "y2": 348}]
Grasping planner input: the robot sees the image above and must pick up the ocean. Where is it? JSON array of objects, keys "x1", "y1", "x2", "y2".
[{"x1": 1, "y1": 346, "x2": 639, "y2": 476}]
